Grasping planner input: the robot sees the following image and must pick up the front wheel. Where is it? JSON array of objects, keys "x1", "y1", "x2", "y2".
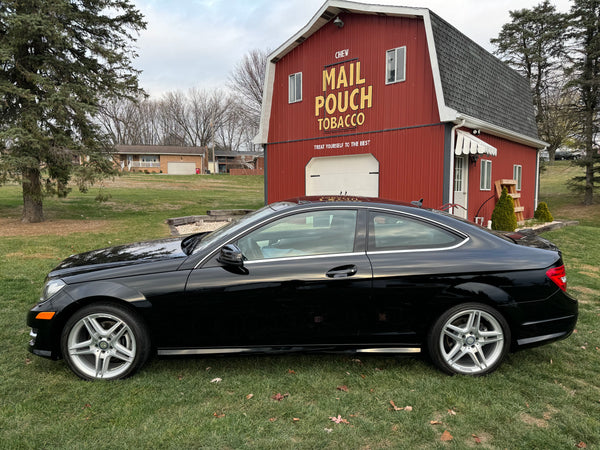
[
  {"x1": 427, "y1": 303, "x2": 510, "y2": 376},
  {"x1": 60, "y1": 303, "x2": 151, "y2": 380}
]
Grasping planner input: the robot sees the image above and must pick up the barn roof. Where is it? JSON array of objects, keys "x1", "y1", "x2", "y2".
[{"x1": 257, "y1": 0, "x2": 545, "y2": 149}]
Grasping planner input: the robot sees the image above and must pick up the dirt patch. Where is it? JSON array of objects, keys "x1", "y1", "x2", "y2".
[
  {"x1": 520, "y1": 413, "x2": 548, "y2": 428},
  {"x1": 0, "y1": 218, "x2": 111, "y2": 237},
  {"x1": 570, "y1": 286, "x2": 600, "y2": 300}
]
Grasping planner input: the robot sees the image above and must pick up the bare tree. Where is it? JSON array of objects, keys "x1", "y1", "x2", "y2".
[{"x1": 228, "y1": 48, "x2": 269, "y2": 129}]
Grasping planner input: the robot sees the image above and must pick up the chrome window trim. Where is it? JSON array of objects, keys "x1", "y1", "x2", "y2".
[
  {"x1": 366, "y1": 236, "x2": 469, "y2": 255},
  {"x1": 243, "y1": 251, "x2": 367, "y2": 265}
]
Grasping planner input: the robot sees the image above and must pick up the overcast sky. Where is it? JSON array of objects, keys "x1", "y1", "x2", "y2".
[{"x1": 131, "y1": 0, "x2": 573, "y2": 97}]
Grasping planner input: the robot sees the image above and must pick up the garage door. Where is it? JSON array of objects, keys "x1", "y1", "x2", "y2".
[
  {"x1": 305, "y1": 154, "x2": 379, "y2": 197},
  {"x1": 167, "y1": 162, "x2": 196, "y2": 175}
]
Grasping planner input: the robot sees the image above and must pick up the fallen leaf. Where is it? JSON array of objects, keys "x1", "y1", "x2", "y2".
[
  {"x1": 269, "y1": 417, "x2": 277, "y2": 422},
  {"x1": 213, "y1": 412, "x2": 225, "y2": 418},
  {"x1": 210, "y1": 377, "x2": 222, "y2": 383},
  {"x1": 390, "y1": 400, "x2": 402, "y2": 411},
  {"x1": 25, "y1": 358, "x2": 32, "y2": 365},
  {"x1": 292, "y1": 418, "x2": 300, "y2": 423},
  {"x1": 404, "y1": 406, "x2": 413, "y2": 412},
  {"x1": 430, "y1": 420, "x2": 443, "y2": 425},
  {"x1": 324, "y1": 428, "x2": 333, "y2": 433},
  {"x1": 351, "y1": 358, "x2": 362, "y2": 364},
  {"x1": 472, "y1": 434, "x2": 482, "y2": 444},
  {"x1": 82, "y1": 403, "x2": 91, "y2": 409},
  {"x1": 576, "y1": 442, "x2": 587, "y2": 449},
  {"x1": 246, "y1": 394, "x2": 254, "y2": 400},
  {"x1": 337, "y1": 385, "x2": 349, "y2": 392},
  {"x1": 178, "y1": 374, "x2": 183, "y2": 381},
  {"x1": 288, "y1": 369, "x2": 296, "y2": 374},
  {"x1": 330, "y1": 414, "x2": 349, "y2": 424},
  {"x1": 440, "y1": 430, "x2": 453, "y2": 441},
  {"x1": 271, "y1": 392, "x2": 289, "y2": 401},
  {"x1": 360, "y1": 374, "x2": 366, "y2": 379},
  {"x1": 448, "y1": 409, "x2": 457, "y2": 416}
]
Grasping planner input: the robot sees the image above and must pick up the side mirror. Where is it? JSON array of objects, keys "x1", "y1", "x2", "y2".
[{"x1": 217, "y1": 243, "x2": 244, "y2": 267}]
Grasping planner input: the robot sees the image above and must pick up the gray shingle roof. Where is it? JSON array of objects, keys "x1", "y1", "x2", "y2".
[
  {"x1": 429, "y1": 12, "x2": 538, "y2": 139},
  {"x1": 115, "y1": 145, "x2": 205, "y2": 156}
]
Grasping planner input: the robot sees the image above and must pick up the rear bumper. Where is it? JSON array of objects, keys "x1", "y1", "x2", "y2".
[{"x1": 512, "y1": 290, "x2": 578, "y2": 350}]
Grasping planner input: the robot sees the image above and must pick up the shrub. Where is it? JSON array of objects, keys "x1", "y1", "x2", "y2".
[
  {"x1": 534, "y1": 202, "x2": 554, "y2": 222},
  {"x1": 491, "y1": 187, "x2": 517, "y2": 231}
]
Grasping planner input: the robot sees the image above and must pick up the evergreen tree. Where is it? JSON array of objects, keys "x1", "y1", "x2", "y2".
[
  {"x1": 491, "y1": 1, "x2": 571, "y2": 161},
  {"x1": 566, "y1": 0, "x2": 600, "y2": 206},
  {"x1": 0, "y1": 0, "x2": 146, "y2": 222},
  {"x1": 491, "y1": 188, "x2": 518, "y2": 232}
]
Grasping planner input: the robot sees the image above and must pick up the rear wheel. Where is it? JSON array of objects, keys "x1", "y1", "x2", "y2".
[
  {"x1": 428, "y1": 303, "x2": 510, "y2": 376},
  {"x1": 61, "y1": 303, "x2": 150, "y2": 380}
]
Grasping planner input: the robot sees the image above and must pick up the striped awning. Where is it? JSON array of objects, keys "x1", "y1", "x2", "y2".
[{"x1": 455, "y1": 130, "x2": 497, "y2": 156}]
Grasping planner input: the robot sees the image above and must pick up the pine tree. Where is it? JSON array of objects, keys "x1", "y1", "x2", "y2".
[
  {"x1": 491, "y1": 188, "x2": 518, "y2": 232},
  {"x1": 491, "y1": 1, "x2": 570, "y2": 162},
  {"x1": 566, "y1": 0, "x2": 600, "y2": 206},
  {"x1": 0, "y1": 0, "x2": 146, "y2": 222}
]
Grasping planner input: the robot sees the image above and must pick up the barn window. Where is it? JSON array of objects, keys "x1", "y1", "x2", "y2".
[
  {"x1": 288, "y1": 72, "x2": 302, "y2": 103},
  {"x1": 386, "y1": 46, "x2": 406, "y2": 84},
  {"x1": 513, "y1": 164, "x2": 522, "y2": 191},
  {"x1": 480, "y1": 159, "x2": 492, "y2": 191}
]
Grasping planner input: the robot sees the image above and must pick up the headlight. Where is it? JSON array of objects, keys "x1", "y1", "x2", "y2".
[{"x1": 41, "y1": 279, "x2": 66, "y2": 302}]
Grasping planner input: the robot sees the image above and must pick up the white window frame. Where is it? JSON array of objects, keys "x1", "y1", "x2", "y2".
[
  {"x1": 513, "y1": 164, "x2": 522, "y2": 191},
  {"x1": 480, "y1": 159, "x2": 492, "y2": 191},
  {"x1": 288, "y1": 72, "x2": 302, "y2": 103},
  {"x1": 386, "y1": 46, "x2": 406, "y2": 85}
]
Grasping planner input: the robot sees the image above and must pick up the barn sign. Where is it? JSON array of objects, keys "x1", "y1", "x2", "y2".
[{"x1": 315, "y1": 60, "x2": 373, "y2": 132}]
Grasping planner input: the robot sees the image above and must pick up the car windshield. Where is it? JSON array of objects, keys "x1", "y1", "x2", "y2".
[{"x1": 186, "y1": 202, "x2": 296, "y2": 255}]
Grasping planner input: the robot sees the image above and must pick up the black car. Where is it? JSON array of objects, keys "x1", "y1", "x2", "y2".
[{"x1": 27, "y1": 197, "x2": 577, "y2": 380}]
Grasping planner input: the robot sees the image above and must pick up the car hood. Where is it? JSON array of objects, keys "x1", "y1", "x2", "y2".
[{"x1": 50, "y1": 237, "x2": 187, "y2": 278}]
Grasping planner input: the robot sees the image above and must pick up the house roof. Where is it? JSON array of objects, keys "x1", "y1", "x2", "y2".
[
  {"x1": 115, "y1": 145, "x2": 205, "y2": 156},
  {"x1": 257, "y1": 0, "x2": 546, "y2": 149},
  {"x1": 215, "y1": 150, "x2": 264, "y2": 158}
]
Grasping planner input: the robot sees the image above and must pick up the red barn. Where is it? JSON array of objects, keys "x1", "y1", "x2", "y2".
[{"x1": 256, "y1": 0, "x2": 547, "y2": 224}]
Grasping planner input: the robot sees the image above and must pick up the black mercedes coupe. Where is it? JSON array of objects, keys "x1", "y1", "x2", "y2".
[{"x1": 27, "y1": 197, "x2": 577, "y2": 380}]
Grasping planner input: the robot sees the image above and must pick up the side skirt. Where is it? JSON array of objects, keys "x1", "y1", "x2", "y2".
[{"x1": 157, "y1": 346, "x2": 422, "y2": 356}]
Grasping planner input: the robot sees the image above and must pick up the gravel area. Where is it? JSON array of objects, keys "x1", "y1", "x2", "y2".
[{"x1": 175, "y1": 220, "x2": 230, "y2": 235}]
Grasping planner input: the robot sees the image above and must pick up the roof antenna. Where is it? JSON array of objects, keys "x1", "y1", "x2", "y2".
[{"x1": 411, "y1": 198, "x2": 424, "y2": 208}]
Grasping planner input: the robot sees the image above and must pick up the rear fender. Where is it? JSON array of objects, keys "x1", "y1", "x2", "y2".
[{"x1": 426, "y1": 282, "x2": 517, "y2": 334}]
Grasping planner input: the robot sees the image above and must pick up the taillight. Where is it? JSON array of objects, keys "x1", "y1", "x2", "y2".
[{"x1": 546, "y1": 265, "x2": 567, "y2": 292}]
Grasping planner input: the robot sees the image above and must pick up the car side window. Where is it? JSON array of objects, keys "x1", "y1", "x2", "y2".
[
  {"x1": 368, "y1": 212, "x2": 461, "y2": 251},
  {"x1": 237, "y1": 209, "x2": 357, "y2": 261}
]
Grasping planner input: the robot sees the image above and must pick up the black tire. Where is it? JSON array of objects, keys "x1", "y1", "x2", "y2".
[
  {"x1": 427, "y1": 302, "x2": 510, "y2": 376},
  {"x1": 60, "y1": 303, "x2": 151, "y2": 380}
]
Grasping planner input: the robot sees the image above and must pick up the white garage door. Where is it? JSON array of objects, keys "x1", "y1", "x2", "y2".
[
  {"x1": 305, "y1": 154, "x2": 379, "y2": 197},
  {"x1": 167, "y1": 162, "x2": 196, "y2": 175}
]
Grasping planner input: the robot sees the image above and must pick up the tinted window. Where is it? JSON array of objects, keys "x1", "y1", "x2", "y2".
[
  {"x1": 237, "y1": 210, "x2": 357, "y2": 261},
  {"x1": 368, "y1": 212, "x2": 461, "y2": 251}
]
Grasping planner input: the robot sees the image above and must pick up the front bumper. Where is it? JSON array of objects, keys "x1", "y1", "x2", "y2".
[{"x1": 27, "y1": 302, "x2": 62, "y2": 360}]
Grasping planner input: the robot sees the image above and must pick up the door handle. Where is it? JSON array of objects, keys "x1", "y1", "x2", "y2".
[{"x1": 326, "y1": 265, "x2": 358, "y2": 278}]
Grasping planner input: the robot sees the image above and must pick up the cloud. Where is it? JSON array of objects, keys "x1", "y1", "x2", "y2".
[{"x1": 131, "y1": 0, "x2": 573, "y2": 97}]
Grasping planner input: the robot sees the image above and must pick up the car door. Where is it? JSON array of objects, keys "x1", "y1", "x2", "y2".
[
  {"x1": 178, "y1": 208, "x2": 372, "y2": 349},
  {"x1": 362, "y1": 210, "x2": 467, "y2": 344}
]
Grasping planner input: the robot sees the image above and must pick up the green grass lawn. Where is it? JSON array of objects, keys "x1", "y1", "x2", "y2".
[{"x1": 1, "y1": 171, "x2": 599, "y2": 448}]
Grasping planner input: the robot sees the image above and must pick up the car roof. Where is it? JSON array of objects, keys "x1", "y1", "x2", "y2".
[{"x1": 281, "y1": 196, "x2": 418, "y2": 209}]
